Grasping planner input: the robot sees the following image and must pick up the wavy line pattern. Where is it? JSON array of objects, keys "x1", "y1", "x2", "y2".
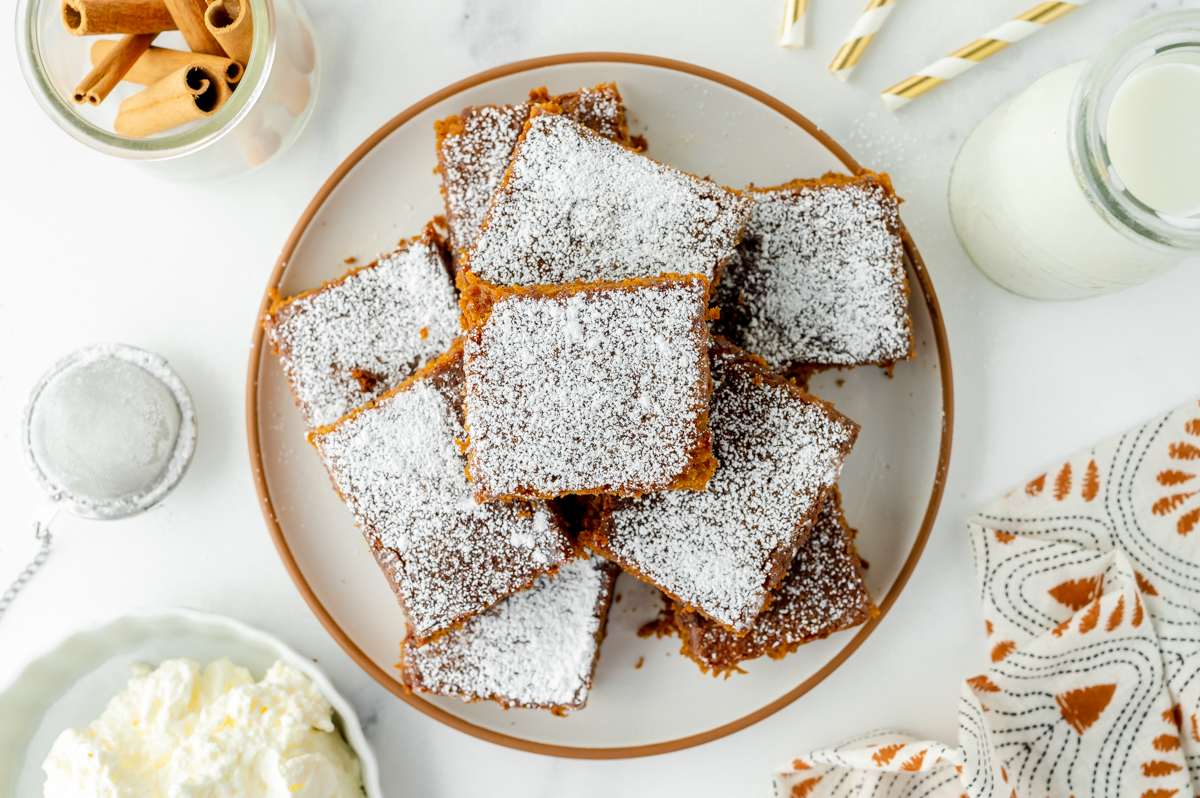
[{"x1": 773, "y1": 398, "x2": 1200, "y2": 798}]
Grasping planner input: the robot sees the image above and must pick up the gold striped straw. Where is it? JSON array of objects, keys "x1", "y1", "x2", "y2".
[
  {"x1": 881, "y1": 0, "x2": 1089, "y2": 111},
  {"x1": 830, "y1": 0, "x2": 901, "y2": 81},
  {"x1": 780, "y1": 0, "x2": 808, "y2": 48}
]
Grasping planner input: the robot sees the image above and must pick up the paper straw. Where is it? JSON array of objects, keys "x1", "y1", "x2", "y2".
[
  {"x1": 829, "y1": 0, "x2": 900, "y2": 81},
  {"x1": 780, "y1": 0, "x2": 807, "y2": 48},
  {"x1": 880, "y1": 0, "x2": 1088, "y2": 111}
]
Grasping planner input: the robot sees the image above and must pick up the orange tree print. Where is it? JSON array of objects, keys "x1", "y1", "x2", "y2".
[
  {"x1": 1154, "y1": 409, "x2": 1200, "y2": 535},
  {"x1": 1025, "y1": 458, "x2": 1102, "y2": 503}
]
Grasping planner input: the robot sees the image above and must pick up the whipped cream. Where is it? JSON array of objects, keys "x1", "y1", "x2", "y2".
[{"x1": 42, "y1": 657, "x2": 364, "y2": 798}]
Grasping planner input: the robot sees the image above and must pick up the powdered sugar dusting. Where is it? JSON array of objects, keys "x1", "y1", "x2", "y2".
[
  {"x1": 554, "y1": 84, "x2": 626, "y2": 140},
  {"x1": 437, "y1": 85, "x2": 628, "y2": 267},
  {"x1": 676, "y1": 491, "x2": 875, "y2": 672},
  {"x1": 439, "y1": 104, "x2": 528, "y2": 264},
  {"x1": 265, "y1": 233, "x2": 460, "y2": 429},
  {"x1": 464, "y1": 279, "x2": 712, "y2": 500},
  {"x1": 401, "y1": 554, "x2": 618, "y2": 712},
  {"x1": 586, "y1": 341, "x2": 858, "y2": 632},
  {"x1": 312, "y1": 349, "x2": 573, "y2": 642},
  {"x1": 467, "y1": 113, "x2": 752, "y2": 286},
  {"x1": 713, "y1": 176, "x2": 913, "y2": 368}
]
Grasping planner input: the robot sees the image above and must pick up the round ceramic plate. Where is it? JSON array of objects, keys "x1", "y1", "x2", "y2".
[{"x1": 247, "y1": 54, "x2": 953, "y2": 758}]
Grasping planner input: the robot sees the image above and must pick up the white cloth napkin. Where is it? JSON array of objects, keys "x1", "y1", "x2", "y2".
[{"x1": 775, "y1": 397, "x2": 1200, "y2": 798}]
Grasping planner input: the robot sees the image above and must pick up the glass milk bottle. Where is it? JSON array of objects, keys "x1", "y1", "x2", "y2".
[{"x1": 948, "y1": 11, "x2": 1200, "y2": 300}]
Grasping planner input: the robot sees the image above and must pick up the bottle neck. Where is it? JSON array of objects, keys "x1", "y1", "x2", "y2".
[{"x1": 1068, "y1": 10, "x2": 1200, "y2": 254}]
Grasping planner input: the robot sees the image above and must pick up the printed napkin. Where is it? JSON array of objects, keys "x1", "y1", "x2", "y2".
[{"x1": 775, "y1": 398, "x2": 1200, "y2": 798}]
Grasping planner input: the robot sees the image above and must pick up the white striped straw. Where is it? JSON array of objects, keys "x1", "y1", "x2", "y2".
[
  {"x1": 780, "y1": 0, "x2": 808, "y2": 48},
  {"x1": 881, "y1": 0, "x2": 1090, "y2": 111},
  {"x1": 830, "y1": 0, "x2": 901, "y2": 81}
]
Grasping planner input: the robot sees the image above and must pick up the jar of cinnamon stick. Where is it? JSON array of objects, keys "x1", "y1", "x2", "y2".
[{"x1": 16, "y1": 0, "x2": 318, "y2": 181}]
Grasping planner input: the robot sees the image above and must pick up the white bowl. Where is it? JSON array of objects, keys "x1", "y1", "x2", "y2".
[{"x1": 0, "y1": 608, "x2": 382, "y2": 798}]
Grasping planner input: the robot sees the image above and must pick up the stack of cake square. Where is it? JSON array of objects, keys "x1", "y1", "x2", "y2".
[{"x1": 263, "y1": 81, "x2": 915, "y2": 713}]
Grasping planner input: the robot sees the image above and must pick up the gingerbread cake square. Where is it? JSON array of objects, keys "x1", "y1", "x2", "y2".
[
  {"x1": 460, "y1": 273, "x2": 717, "y2": 502},
  {"x1": 674, "y1": 488, "x2": 877, "y2": 674},
  {"x1": 311, "y1": 340, "x2": 576, "y2": 644},
  {"x1": 436, "y1": 84, "x2": 634, "y2": 271},
  {"x1": 462, "y1": 105, "x2": 752, "y2": 287},
  {"x1": 399, "y1": 554, "x2": 620, "y2": 714},
  {"x1": 263, "y1": 223, "x2": 460, "y2": 429},
  {"x1": 711, "y1": 172, "x2": 914, "y2": 377},
  {"x1": 580, "y1": 337, "x2": 859, "y2": 633}
]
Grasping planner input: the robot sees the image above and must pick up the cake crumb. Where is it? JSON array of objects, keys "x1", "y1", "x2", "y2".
[
  {"x1": 350, "y1": 368, "x2": 379, "y2": 393},
  {"x1": 638, "y1": 610, "x2": 678, "y2": 639},
  {"x1": 635, "y1": 656, "x2": 644, "y2": 669}
]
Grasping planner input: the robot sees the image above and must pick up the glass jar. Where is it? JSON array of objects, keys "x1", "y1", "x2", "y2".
[
  {"x1": 948, "y1": 11, "x2": 1200, "y2": 300},
  {"x1": 15, "y1": 0, "x2": 319, "y2": 182}
]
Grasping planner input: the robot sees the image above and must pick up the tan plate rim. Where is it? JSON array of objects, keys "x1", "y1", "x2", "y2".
[{"x1": 245, "y1": 51, "x2": 955, "y2": 760}]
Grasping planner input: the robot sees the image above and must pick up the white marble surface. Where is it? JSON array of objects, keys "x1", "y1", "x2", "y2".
[{"x1": 2, "y1": 0, "x2": 1199, "y2": 795}]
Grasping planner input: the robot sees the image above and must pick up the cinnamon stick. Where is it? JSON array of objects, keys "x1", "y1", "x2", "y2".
[
  {"x1": 91, "y1": 40, "x2": 243, "y2": 84},
  {"x1": 204, "y1": 0, "x2": 252, "y2": 65},
  {"x1": 162, "y1": 0, "x2": 226, "y2": 56},
  {"x1": 61, "y1": 0, "x2": 176, "y2": 35},
  {"x1": 74, "y1": 32, "x2": 155, "y2": 104},
  {"x1": 114, "y1": 63, "x2": 230, "y2": 137}
]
